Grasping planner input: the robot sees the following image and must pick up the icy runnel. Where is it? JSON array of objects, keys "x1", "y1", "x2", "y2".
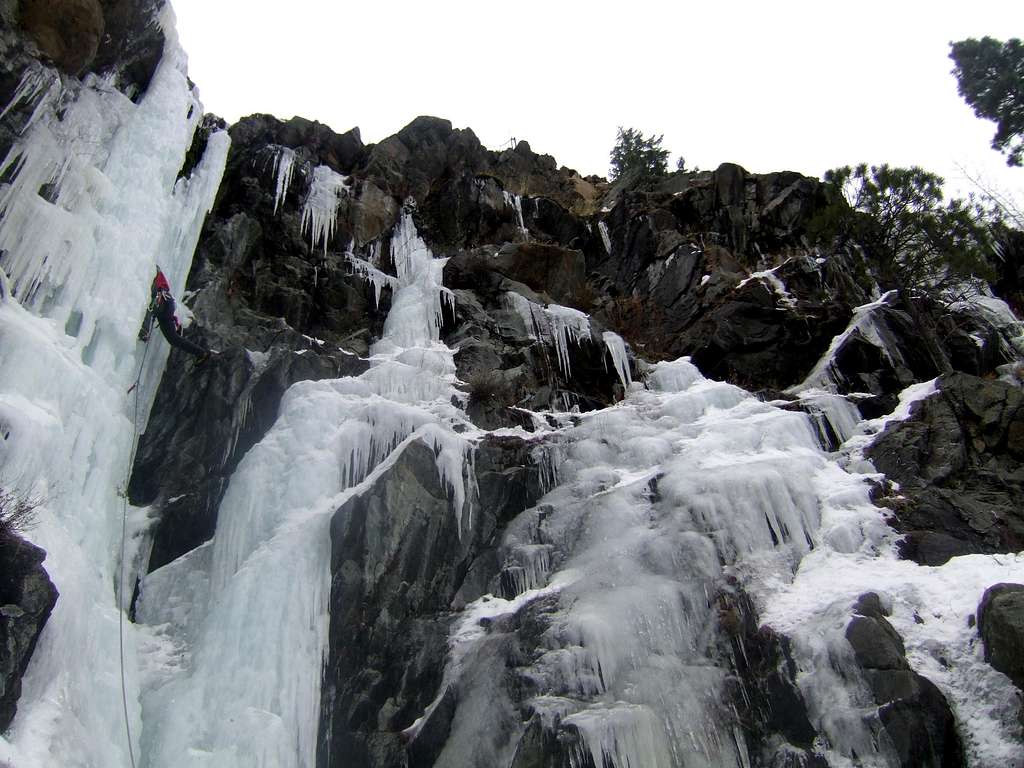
[{"x1": 136, "y1": 211, "x2": 473, "y2": 768}]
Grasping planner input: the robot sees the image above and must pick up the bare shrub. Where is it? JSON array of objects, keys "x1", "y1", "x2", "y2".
[
  {"x1": 0, "y1": 486, "x2": 42, "y2": 541},
  {"x1": 604, "y1": 296, "x2": 672, "y2": 360},
  {"x1": 466, "y1": 370, "x2": 509, "y2": 405},
  {"x1": 572, "y1": 280, "x2": 600, "y2": 313}
]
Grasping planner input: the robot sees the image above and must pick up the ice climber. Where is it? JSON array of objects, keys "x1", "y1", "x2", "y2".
[{"x1": 139, "y1": 266, "x2": 211, "y2": 362}]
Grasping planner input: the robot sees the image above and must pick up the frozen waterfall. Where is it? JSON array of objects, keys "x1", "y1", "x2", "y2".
[
  {"x1": 1, "y1": 7, "x2": 1021, "y2": 766},
  {"x1": 135, "y1": 212, "x2": 472, "y2": 768},
  {"x1": 0, "y1": 8, "x2": 229, "y2": 767},
  {"x1": 424, "y1": 360, "x2": 1024, "y2": 767}
]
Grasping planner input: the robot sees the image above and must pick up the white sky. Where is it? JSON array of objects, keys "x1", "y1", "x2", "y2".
[{"x1": 170, "y1": 0, "x2": 1023, "y2": 200}]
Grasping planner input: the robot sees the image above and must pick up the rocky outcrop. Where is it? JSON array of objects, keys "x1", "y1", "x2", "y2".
[
  {"x1": 682, "y1": 261, "x2": 854, "y2": 390},
  {"x1": 846, "y1": 593, "x2": 964, "y2": 768},
  {"x1": 810, "y1": 299, "x2": 941, "y2": 400},
  {"x1": 588, "y1": 165, "x2": 870, "y2": 389},
  {"x1": 977, "y1": 583, "x2": 1024, "y2": 691},
  {"x1": 442, "y1": 284, "x2": 626, "y2": 424},
  {"x1": 359, "y1": 120, "x2": 598, "y2": 222},
  {"x1": 103, "y1": 80, "x2": 1020, "y2": 766},
  {"x1": 16, "y1": 0, "x2": 164, "y2": 94},
  {"x1": 0, "y1": 534, "x2": 58, "y2": 731},
  {"x1": 318, "y1": 435, "x2": 542, "y2": 767},
  {"x1": 19, "y1": 0, "x2": 105, "y2": 74},
  {"x1": 867, "y1": 373, "x2": 1024, "y2": 565}
]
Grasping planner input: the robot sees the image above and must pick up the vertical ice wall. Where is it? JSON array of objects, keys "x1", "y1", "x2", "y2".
[
  {"x1": 136, "y1": 211, "x2": 474, "y2": 768},
  {"x1": 0, "y1": 8, "x2": 229, "y2": 767}
]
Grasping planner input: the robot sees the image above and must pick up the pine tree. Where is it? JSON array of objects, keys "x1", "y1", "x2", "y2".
[
  {"x1": 820, "y1": 163, "x2": 993, "y2": 294},
  {"x1": 609, "y1": 127, "x2": 669, "y2": 180},
  {"x1": 950, "y1": 37, "x2": 1024, "y2": 166},
  {"x1": 815, "y1": 163, "x2": 995, "y2": 374}
]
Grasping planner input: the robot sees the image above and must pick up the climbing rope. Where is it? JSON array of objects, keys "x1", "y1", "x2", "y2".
[{"x1": 118, "y1": 340, "x2": 151, "y2": 768}]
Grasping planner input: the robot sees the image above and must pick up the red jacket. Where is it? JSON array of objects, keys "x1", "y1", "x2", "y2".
[{"x1": 152, "y1": 270, "x2": 170, "y2": 296}]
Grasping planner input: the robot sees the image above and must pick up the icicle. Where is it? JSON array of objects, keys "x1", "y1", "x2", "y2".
[
  {"x1": 502, "y1": 292, "x2": 591, "y2": 380},
  {"x1": 548, "y1": 305, "x2": 591, "y2": 378},
  {"x1": 602, "y1": 331, "x2": 632, "y2": 389},
  {"x1": 565, "y1": 705, "x2": 675, "y2": 768},
  {"x1": 502, "y1": 190, "x2": 529, "y2": 241},
  {"x1": 346, "y1": 252, "x2": 398, "y2": 308},
  {"x1": 270, "y1": 146, "x2": 296, "y2": 214},
  {"x1": 0, "y1": 62, "x2": 61, "y2": 127},
  {"x1": 367, "y1": 239, "x2": 383, "y2": 267},
  {"x1": 598, "y1": 221, "x2": 612, "y2": 254},
  {"x1": 300, "y1": 164, "x2": 348, "y2": 254}
]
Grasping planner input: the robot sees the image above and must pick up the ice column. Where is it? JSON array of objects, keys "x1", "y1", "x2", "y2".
[
  {"x1": 270, "y1": 146, "x2": 297, "y2": 214},
  {"x1": 0, "y1": 9, "x2": 228, "y2": 767}
]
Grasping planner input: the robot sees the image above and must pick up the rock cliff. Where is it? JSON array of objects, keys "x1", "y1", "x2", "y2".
[
  {"x1": 127, "y1": 110, "x2": 1022, "y2": 766},
  {"x1": 1, "y1": 4, "x2": 1023, "y2": 764}
]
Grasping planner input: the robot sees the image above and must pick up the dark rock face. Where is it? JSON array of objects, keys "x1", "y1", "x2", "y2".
[
  {"x1": 719, "y1": 587, "x2": 828, "y2": 768},
  {"x1": 441, "y1": 283, "x2": 626, "y2": 422},
  {"x1": 992, "y1": 227, "x2": 1024, "y2": 316},
  {"x1": 19, "y1": 0, "x2": 105, "y2": 74},
  {"x1": 91, "y1": 0, "x2": 166, "y2": 98},
  {"x1": 0, "y1": 534, "x2": 58, "y2": 731},
  {"x1": 816, "y1": 299, "x2": 941, "y2": 399},
  {"x1": 683, "y1": 265, "x2": 852, "y2": 390},
  {"x1": 846, "y1": 593, "x2": 965, "y2": 768},
  {"x1": 977, "y1": 583, "x2": 1024, "y2": 691},
  {"x1": 319, "y1": 435, "x2": 542, "y2": 767},
  {"x1": 867, "y1": 373, "x2": 1024, "y2": 565},
  {"x1": 588, "y1": 164, "x2": 867, "y2": 388},
  {"x1": 17, "y1": 0, "x2": 164, "y2": 95}
]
